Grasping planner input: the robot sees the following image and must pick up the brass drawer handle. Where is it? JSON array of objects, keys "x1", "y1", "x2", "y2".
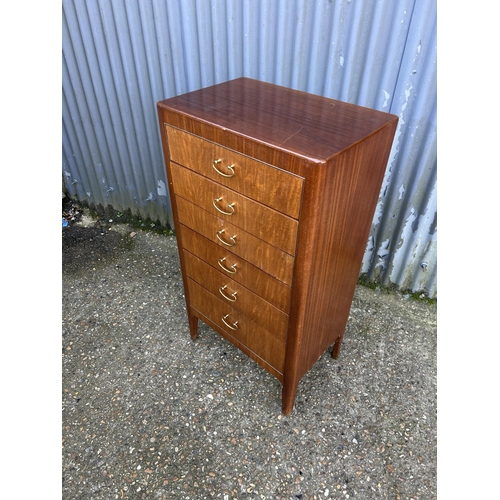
[
  {"x1": 212, "y1": 197, "x2": 235, "y2": 215},
  {"x1": 218, "y1": 258, "x2": 237, "y2": 274},
  {"x1": 222, "y1": 314, "x2": 238, "y2": 330},
  {"x1": 212, "y1": 159, "x2": 235, "y2": 178},
  {"x1": 216, "y1": 229, "x2": 236, "y2": 247},
  {"x1": 219, "y1": 285, "x2": 237, "y2": 302}
]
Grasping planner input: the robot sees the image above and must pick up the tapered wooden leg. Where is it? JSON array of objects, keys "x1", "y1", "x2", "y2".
[
  {"x1": 188, "y1": 313, "x2": 198, "y2": 340},
  {"x1": 332, "y1": 334, "x2": 343, "y2": 359},
  {"x1": 281, "y1": 380, "x2": 299, "y2": 416}
]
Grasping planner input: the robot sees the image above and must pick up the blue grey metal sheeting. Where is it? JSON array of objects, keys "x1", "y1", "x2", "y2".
[{"x1": 62, "y1": 0, "x2": 437, "y2": 297}]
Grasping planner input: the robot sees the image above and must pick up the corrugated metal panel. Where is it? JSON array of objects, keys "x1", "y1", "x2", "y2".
[
  {"x1": 62, "y1": 0, "x2": 173, "y2": 226},
  {"x1": 362, "y1": 0, "x2": 437, "y2": 298},
  {"x1": 62, "y1": 0, "x2": 437, "y2": 297}
]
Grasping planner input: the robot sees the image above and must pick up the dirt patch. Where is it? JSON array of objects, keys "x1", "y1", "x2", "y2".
[{"x1": 62, "y1": 199, "x2": 135, "y2": 275}]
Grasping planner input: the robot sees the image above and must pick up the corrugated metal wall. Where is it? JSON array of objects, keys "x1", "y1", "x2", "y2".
[{"x1": 62, "y1": 0, "x2": 437, "y2": 298}]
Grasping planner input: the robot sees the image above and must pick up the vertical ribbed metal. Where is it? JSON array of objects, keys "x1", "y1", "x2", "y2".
[
  {"x1": 62, "y1": 0, "x2": 437, "y2": 297},
  {"x1": 362, "y1": 0, "x2": 437, "y2": 297}
]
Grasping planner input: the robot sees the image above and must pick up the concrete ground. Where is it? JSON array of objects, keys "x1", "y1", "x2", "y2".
[{"x1": 62, "y1": 210, "x2": 436, "y2": 499}]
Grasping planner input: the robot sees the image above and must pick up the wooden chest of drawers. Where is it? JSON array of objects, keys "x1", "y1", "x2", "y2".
[{"x1": 157, "y1": 78, "x2": 398, "y2": 415}]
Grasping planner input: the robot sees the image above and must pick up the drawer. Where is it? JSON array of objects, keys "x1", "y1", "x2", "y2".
[
  {"x1": 166, "y1": 125, "x2": 304, "y2": 219},
  {"x1": 187, "y1": 278, "x2": 286, "y2": 373},
  {"x1": 170, "y1": 162, "x2": 298, "y2": 255},
  {"x1": 180, "y1": 225, "x2": 291, "y2": 313},
  {"x1": 183, "y1": 250, "x2": 288, "y2": 342},
  {"x1": 176, "y1": 197, "x2": 295, "y2": 285}
]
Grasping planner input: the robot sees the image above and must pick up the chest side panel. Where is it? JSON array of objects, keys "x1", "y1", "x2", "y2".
[{"x1": 285, "y1": 119, "x2": 399, "y2": 385}]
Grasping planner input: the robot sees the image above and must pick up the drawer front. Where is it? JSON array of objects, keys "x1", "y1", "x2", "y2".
[
  {"x1": 187, "y1": 278, "x2": 285, "y2": 373},
  {"x1": 166, "y1": 125, "x2": 304, "y2": 219},
  {"x1": 183, "y1": 250, "x2": 288, "y2": 342},
  {"x1": 180, "y1": 226, "x2": 291, "y2": 313},
  {"x1": 171, "y1": 162, "x2": 298, "y2": 255},
  {"x1": 177, "y1": 197, "x2": 295, "y2": 285}
]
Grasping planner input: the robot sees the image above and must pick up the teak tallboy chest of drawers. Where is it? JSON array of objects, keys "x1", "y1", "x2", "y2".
[{"x1": 157, "y1": 78, "x2": 398, "y2": 415}]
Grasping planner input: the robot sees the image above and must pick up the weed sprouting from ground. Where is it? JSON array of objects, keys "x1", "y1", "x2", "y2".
[{"x1": 357, "y1": 274, "x2": 436, "y2": 304}]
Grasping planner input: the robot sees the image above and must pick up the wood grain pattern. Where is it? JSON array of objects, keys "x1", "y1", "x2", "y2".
[
  {"x1": 176, "y1": 196, "x2": 295, "y2": 285},
  {"x1": 281, "y1": 119, "x2": 398, "y2": 414},
  {"x1": 180, "y1": 225, "x2": 292, "y2": 313},
  {"x1": 187, "y1": 278, "x2": 286, "y2": 373},
  {"x1": 170, "y1": 162, "x2": 298, "y2": 255},
  {"x1": 183, "y1": 249, "x2": 289, "y2": 341},
  {"x1": 189, "y1": 307, "x2": 284, "y2": 382},
  {"x1": 166, "y1": 125, "x2": 304, "y2": 218},
  {"x1": 161, "y1": 79, "x2": 396, "y2": 168},
  {"x1": 157, "y1": 77, "x2": 398, "y2": 415}
]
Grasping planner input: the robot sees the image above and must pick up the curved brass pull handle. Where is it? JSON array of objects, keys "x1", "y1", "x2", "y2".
[
  {"x1": 218, "y1": 258, "x2": 237, "y2": 274},
  {"x1": 216, "y1": 229, "x2": 236, "y2": 247},
  {"x1": 212, "y1": 197, "x2": 235, "y2": 216},
  {"x1": 222, "y1": 314, "x2": 238, "y2": 330},
  {"x1": 212, "y1": 159, "x2": 235, "y2": 178},
  {"x1": 219, "y1": 285, "x2": 237, "y2": 302}
]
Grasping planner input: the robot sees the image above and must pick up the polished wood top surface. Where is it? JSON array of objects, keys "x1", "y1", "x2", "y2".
[{"x1": 158, "y1": 77, "x2": 398, "y2": 162}]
